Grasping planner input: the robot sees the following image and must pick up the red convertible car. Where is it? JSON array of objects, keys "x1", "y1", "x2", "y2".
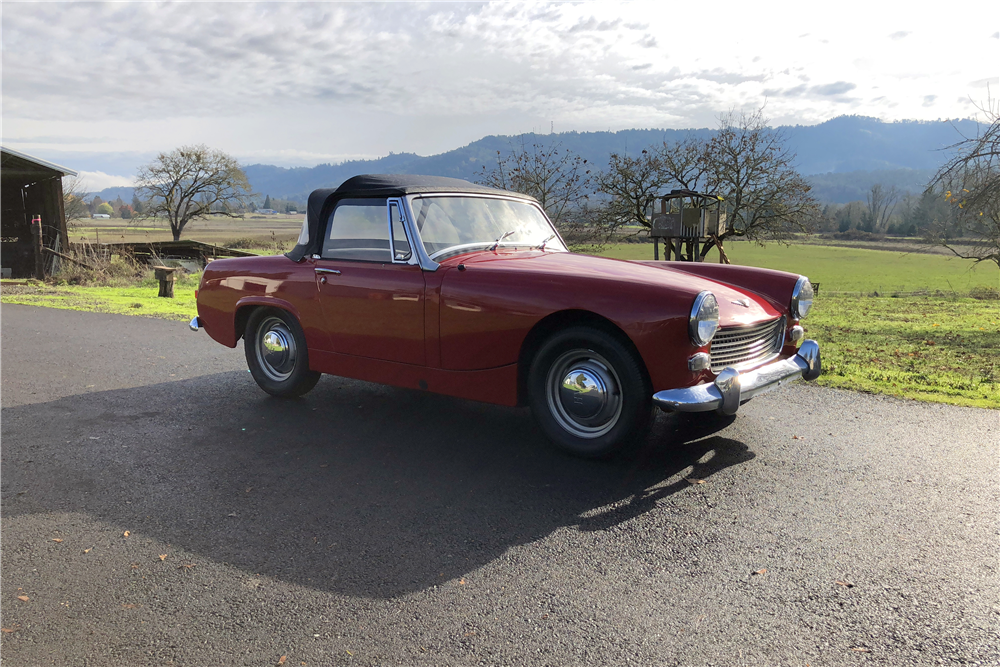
[{"x1": 191, "y1": 175, "x2": 820, "y2": 457}]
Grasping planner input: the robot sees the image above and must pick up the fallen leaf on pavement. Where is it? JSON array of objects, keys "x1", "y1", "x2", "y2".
[
  {"x1": 16, "y1": 595, "x2": 29, "y2": 602},
  {"x1": 177, "y1": 563, "x2": 196, "y2": 570},
  {"x1": 1, "y1": 627, "x2": 17, "y2": 633},
  {"x1": 792, "y1": 435, "x2": 804, "y2": 440},
  {"x1": 458, "y1": 578, "x2": 466, "y2": 585},
  {"x1": 83, "y1": 548, "x2": 92, "y2": 554},
  {"x1": 686, "y1": 478, "x2": 706, "y2": 484},
  {"x1": 277, "y1": 656, "x2": 287, "y2": 665},
  {"x1": 51, "y1": 538, "x2": 64, "y2": 543},
  {"x1": 123, "y1": 531, "x2": 130, "y2": 538},
  {"x1": 851, "y1": 647, "x2": 870, "y2": 652},
  {"x1": 835, "y1": 580, "x2": 854, "y2": 588},
  {"x1": 752, "y1": 568, "x2": 767, "y2": 575},
  {"x1": 158, "y1": 555, "x2": 167, "y2": 561},
  {"x1": 122, "y1": 603, "x2": 137, "y2": 609}
]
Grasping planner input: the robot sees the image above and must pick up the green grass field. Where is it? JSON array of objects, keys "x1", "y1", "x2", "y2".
[
  {"x1": 1, "y1": 275, "x2": 198, "y2": 322},
  {"x1": 596, "y1": 241, "x2": 999, "y2": 294},
  {"x1": 806, "y1": 296, "x2": 998, "y2": 408}
]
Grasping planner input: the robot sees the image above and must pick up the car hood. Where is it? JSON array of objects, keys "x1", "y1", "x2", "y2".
[{"x1": 441, "y1": 250, "x2": 783, "y2": 326}]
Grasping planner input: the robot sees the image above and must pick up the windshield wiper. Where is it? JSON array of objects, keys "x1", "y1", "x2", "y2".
[
  {"x1": 536, "y1": 234, "x2": 556, "y2": 251},
  {"x1": 489, "y1": 230, "x2": 515, "y2": 251}
]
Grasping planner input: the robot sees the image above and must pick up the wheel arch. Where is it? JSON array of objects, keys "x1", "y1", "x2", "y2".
[
  {"x1": 516, "y1": 309, "x2": 650, "y2": 407},
  {"x1": 234, "y1": 297, "x2": 302, "y2": 344}
]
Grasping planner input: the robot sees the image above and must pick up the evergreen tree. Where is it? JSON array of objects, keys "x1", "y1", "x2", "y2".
[{"x1": 264, "y1": 195, "x2": 272, "y2": 209}]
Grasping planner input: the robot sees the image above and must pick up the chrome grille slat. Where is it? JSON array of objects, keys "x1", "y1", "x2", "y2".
[
  {"x1": 712, "y1": 335, "x2": 774, "y2": 357},
  {"x1": 710, "y1": 317, "x2": 785, "y2": 373},
  {"x1": 711, "y1": 337, "x2": 776, "y2": 352}
]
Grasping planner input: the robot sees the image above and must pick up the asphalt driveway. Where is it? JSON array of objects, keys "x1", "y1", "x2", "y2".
[{"x1": 2, "y1": 304, "x2": 997, "y2": 666}]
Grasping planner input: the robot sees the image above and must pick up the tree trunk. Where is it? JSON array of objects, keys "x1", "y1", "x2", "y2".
[{"x1": 708, "y1": 234, "x2": 731, "y2": 264}]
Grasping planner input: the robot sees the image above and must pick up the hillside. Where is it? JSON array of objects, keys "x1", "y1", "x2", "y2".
[{"x1": 95, "y1": 116, "x2": 978, "y2": 205}]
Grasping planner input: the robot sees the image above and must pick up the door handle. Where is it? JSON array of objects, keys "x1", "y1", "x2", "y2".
[{"x1": 314, "y1": 268, "x2": 341, "y2": 275}]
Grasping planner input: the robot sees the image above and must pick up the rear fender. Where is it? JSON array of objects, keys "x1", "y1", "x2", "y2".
[{"x1": 233, "y1": 296, "x2": 303, "y2": 344}]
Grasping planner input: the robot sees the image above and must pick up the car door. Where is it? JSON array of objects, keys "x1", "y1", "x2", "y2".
[{"x1": 313, "y1": 197, "x2": 426, "y2": 365}]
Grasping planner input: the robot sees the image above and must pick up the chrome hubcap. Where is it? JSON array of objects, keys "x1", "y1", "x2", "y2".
[
  {"x1": 255, "y1": 316, "x2": 296, "y2": 382},
  {"x1": 546, "y1": 349, "x2": 622, "y2": 439}
]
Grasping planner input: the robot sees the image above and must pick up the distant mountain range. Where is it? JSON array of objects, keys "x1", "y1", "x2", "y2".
[{"x1": 93, "y1": 115, "x2": 977, "y2": 205}]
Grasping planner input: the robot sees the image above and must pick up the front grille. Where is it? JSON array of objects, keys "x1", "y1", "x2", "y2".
[{"x1": 710, "y1": 317, "x2": 785, "y2": 373}]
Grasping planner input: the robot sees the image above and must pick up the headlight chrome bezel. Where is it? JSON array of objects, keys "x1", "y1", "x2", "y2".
[
  {"x1": 689, "y1": 291, "x2": 720, "y2": 347},
  {"x1": 791, "y1": 276, "x2": 814, "y2": 320}
]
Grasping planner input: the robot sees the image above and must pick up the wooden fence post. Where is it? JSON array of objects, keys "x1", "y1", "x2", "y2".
[{"x1": 31, "y1": 215, "x2": 45, "y2": 280}]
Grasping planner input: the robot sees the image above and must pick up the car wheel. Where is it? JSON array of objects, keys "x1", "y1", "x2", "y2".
[
  {"x1": 528, "y1": 326, "x2": 652, "y2": 458},
  {"x1": 244, "y1": 308, "x2": 321, "y2": 397}
]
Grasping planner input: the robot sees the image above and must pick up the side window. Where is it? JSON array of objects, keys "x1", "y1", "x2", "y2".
[
  {"x1": 389, "y1": 202, "x2": 412, "y2": 262},
  {"x1": 322, "y1": 198, "x2": 390, "y2": 261}
]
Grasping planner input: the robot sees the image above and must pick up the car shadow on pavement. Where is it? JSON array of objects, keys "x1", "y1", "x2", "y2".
[{"x1": 1, "y1": 370, "x2": 755, "y2": 599}]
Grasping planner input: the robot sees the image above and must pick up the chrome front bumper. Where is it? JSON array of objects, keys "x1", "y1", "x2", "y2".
[{"x1": 653, "y1": 340, "x2": 821, "y2": 416}]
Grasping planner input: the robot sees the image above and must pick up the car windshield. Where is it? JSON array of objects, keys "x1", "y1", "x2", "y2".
[{"x1": 408, "y1": 195, "x2": 565, "y2": 260}]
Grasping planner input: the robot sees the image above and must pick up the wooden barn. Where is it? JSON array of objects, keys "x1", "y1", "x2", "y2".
[{"x1": 1, "y1": 146, "x2": 77, "y2": 279}]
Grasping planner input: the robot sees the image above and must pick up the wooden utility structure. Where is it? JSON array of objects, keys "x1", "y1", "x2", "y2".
[
  {"x1": 650, "y1": 189, "x2": 726, "y2": 262},
  {"x1": 1, "y1": 147, "x2": 77, "y2": 279},
  {"x1": 69, "y1": 239, "x2": 258, "y2": 266}
]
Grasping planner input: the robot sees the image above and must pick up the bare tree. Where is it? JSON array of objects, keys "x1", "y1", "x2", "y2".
[
  {"x1": 592, "y1": 149, "x2": 668, "y2": 231},
  {"x1": 704, "y1": 107, "x2": 819, "y2": 257},
  {"x1": 477, "y1": 140, "x2": 591, "y2": 226},
  {"x1": 927, "y1": 95, "x2": 1000, "y2": 267},
  {"x1": 656, "y1": 137, "x2": 712, "y2": 192},
  {"x1": 864, "y1": 183, "x2": 899, "y2": 233},
  {"x1": 62, "y1": 175, "x2": 90, "y2": 222},
  {"x1": 134, "y1": 145, "x2": 253, "y2": 241},
  {"x1": 591, "y1": 108, "x2": 817, "y2": 261}
]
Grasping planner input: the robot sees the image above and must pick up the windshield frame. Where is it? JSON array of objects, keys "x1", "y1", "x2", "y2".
[{"x1": 401, "y1": 193, "x2": 566, "y2": 269}]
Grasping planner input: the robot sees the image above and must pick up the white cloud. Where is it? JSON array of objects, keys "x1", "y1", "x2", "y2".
[
  {"x1": 2, "y1": 1, "x2": 997, "y2": 175},
  {"x1": 74, "y1": 171, "x2": 135, "y2": 192}
]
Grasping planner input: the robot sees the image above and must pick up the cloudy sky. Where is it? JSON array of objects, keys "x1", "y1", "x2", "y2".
[{"x1": 2, "y1": 1, "x2": 997, "y2": 190}]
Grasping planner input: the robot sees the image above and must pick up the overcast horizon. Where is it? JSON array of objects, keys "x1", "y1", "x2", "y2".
[{"x1": 2, "y1": 1, "x2": 997, "y2": 191}]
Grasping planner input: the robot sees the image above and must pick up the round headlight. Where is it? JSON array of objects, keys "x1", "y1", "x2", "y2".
[
  {"x1": 689, "y1": 291, "x2": 719, "y2": 347},
  {"x1": 791, "y1": 276, "x2": 814, "y2": 319}
]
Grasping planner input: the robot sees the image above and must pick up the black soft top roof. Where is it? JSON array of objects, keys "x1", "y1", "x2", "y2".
[
  {"x1": 288, "y1": 174, "x2": 536, "y2": 261},
  {"x1": 334, "y1": 174, "x2": 521, "y2": 198}
]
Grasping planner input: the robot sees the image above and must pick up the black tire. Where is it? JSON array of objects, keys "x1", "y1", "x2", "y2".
[
  {"x1": 527, "y1": 326, "x2": 652, "y2": 458},
  {"x1": 244, "y1": 308, "x2": 321, "y2": 398}
]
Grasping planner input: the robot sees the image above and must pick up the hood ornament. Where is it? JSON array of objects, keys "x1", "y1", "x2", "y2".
[{"x1": 731, "y1": 298, "x2": 751, "y2": 308}]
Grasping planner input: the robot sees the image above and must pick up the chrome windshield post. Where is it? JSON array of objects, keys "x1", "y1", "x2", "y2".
[{"x1": 400, "y1": 196, "x2": 440, "y2": 272}]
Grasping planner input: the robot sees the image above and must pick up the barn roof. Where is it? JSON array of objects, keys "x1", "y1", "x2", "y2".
[{"x1": 1, "y1": 146, "x2": 78, "y2": 178}]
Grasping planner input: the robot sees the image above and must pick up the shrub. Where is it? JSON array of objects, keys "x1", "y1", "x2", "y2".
[
  {"x1": 52, "y1": 244, "x2": 148, "y2": 287},
  {"x1": 969, "y1": 285, "x2": 1000, "y2": 300}
]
